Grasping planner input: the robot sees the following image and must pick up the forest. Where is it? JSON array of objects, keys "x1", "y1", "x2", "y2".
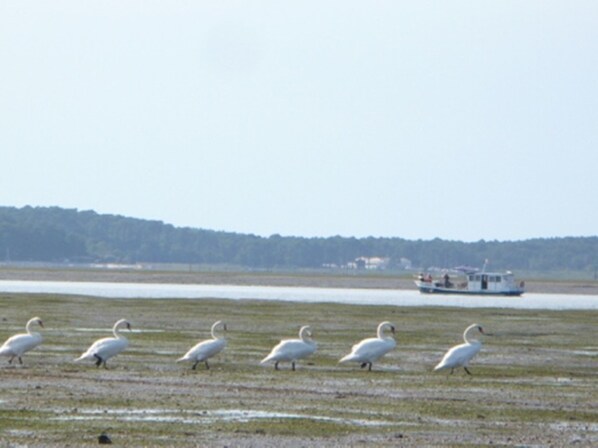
[{"x1": 1, "y1": 206, "x2": 597, "y2": 274}]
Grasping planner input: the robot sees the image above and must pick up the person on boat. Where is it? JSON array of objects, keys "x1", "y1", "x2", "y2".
[{"x1": 443, "y1": 273, "x2": 452, "y2": 288}]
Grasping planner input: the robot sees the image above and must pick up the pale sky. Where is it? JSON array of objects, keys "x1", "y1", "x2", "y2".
[{"x1": 1, "y1": 1, "x2": 597, "y2": 242}]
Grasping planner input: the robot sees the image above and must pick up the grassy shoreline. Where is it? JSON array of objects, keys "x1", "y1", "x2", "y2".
[{"x1": 0, "y1": 292, "x2": 597, "y2": 447}]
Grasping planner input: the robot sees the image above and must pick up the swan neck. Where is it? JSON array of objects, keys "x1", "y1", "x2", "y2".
[
  {"x1": 113, "y1": 322, "x2": 127, "y2": 339},
  {"x1": 299, "y1": 327, "x2": 311, "y2": 341},
  {"x1": 463, "y1": 324, "x2": 478, "y2": 344},
  {"x1": 211, "y1": 323, "x2": 219, "y2": 339},
  {"x1": 114, "y1": 330, "x2": 127, "y2": 340},
  {"x1": 377, "y1": 323, "x2": 391, "y2": 339},
  {"x1": 25, "y1": 319, "x2": 39, "y2": 334}
]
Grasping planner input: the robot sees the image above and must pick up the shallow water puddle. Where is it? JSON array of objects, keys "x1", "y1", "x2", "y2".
[
  {"x1": 50, "y1": 407, "x2": 392, "y2": 427},
  {"x1": 70, "y1": 328, "x2": 164, "y2": 333},
  {"x1": 548, "y1": 421, "x2": 598, "y2": 432},
  {"x1": 572, "y1": 349, "x2": 598, "y2": 356}
]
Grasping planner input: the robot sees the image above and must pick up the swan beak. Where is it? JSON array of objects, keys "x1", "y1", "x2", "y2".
[
  {"x1": 391, "y1": 326, "x2": 396, "y2": 334},
  {"x1": 223, "y1": 324, "x2": 228, "y2": 331},
  {"x1": 126, "y1": 323, "x2": 132, "y2": 331},
  {"x1": 38, "y1": 320, "x2": 44, "y2": 328}
]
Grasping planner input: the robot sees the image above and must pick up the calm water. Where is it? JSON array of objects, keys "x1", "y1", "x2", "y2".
[{"x1": 0, "y1": 280, "x2": 596, "y2": 310}]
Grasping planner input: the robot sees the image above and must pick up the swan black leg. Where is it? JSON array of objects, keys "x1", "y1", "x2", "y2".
[
  {"x1": 368, "y1": 362, "x2": 372, "y2": 372},
  {"x1": 450, "y1": 368, "x2": 454, "y2": 375},
  {"x1": 464, "y1": 367, "x2": 472, "y2": 375},
  {"x1": 274, "y1": 361, "x2": 279, "y2": 370},
  {"x1": 204, "y1": 360, "x2": 210, "y2": 370},
  {"x1": 292, "y1": 361, "x2": 296, "y2": 371},
  {"x1": 192, "y1": 361, "x2": 199, "y2": 370},
  {"x1": 360, "y1": 362, "x2": 367, "y2": 369},
  {"x1": 18, "y1": 357, "x2": 23, "y2": 365},
  {"x1": 8, "y1": 356, "x2": 14, "y2": 364},
  {"x1": 94, "y1": 354, "x2": 103, "y2": 367}
]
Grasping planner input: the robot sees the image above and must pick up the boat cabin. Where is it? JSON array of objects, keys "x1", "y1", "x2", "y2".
[{"x1": 467, "y1": 271, "x2": 520, "y2": 293}]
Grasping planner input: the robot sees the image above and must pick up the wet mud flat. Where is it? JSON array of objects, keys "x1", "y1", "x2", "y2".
[{"x1": 0, "y1": 294, "x2": 596, "y2": 447}]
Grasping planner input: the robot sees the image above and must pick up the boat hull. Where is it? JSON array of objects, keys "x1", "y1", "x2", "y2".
[{"x1": 415, "y1": 281, "x2": 523, "y2": 297}]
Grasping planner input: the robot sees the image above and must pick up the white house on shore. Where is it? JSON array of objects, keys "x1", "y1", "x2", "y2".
[{"x1": 348, "y1": 256, "x2": 390, "y2": 270}]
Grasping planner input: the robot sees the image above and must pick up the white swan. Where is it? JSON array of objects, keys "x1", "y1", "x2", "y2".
[
  {"x1": 339, "y1": 321, "x2": 396, "y2": 371},
  {"x1": 75, "y1": 319, "x2": 131, "y2": 368},
  {"x1": 434, "y1": 323, "x2": 487, "y2": 375},
  {"x1": 261, "y1": 325, "x2": 317, "y2": 371},
  {"x1": 0, "y1": 317, "x2": 44, "y2": 365},
  {"x1": 177, "y1": 320, "x2": 227, "y2": 370}
]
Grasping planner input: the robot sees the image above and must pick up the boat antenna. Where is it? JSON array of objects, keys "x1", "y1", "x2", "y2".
[{"x1": 482, "y1": 259, "x2": 489, "y2": 273}]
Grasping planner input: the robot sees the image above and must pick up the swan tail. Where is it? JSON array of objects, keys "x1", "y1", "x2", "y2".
[
  {"x1": 260, "y1": 354, "x2": 274, "y2": 364},
  {"x1": 433, "y1": 361, "x2": 447, "y2": 371},
  {"x1": 74, "y1": 352, "x2": 94, "y2": 362},
  {"x1": 339, "y1": 353, "x2": 356, "y2": 364}
]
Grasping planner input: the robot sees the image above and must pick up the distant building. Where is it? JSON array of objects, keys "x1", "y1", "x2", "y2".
[
  {"x1": 398, "y1": 257, "x2": 412, "y2": 270},
  {"x1": 347, "y1": 256, "x2": 390, "y2": 270}
]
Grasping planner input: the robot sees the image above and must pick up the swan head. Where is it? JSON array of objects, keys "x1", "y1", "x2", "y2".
[
  {"x1": 114, "y1": 319, "x2": 131, "y2": 331},
  {"x1": 26, "y1": 317, "x2": 44, "y2": 331},
  {"x1": 213, "y1": 320, "x2": 227, "y2": 331},
  {"x1": 468, "y1": 324, "x2": 486, "y2": 335},
  {"x1": 463, "y1": 323, "x2": 490, "y2": 342},
  {"x1": 299, "y1": 325, "x2": 313, "y2": 339},
  {"x1": 378, "y1": 321, "x2": 395, "y2": 335},
  {"x1": 475, "y1": 325, "x2": 493, "y2": 336}
]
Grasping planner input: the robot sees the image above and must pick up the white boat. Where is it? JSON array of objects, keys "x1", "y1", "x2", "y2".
[{"x1": 414, "y1": 264, "x2": 524, "y2": 296}]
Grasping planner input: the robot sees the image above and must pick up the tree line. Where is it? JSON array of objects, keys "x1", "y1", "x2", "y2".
[{"x1": 1, "y1": 206, "x2": 597, "y2": 274}]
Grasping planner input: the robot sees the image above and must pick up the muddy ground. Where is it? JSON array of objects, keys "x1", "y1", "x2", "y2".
[{"x1": 0, "y1": 269, "x2": 597, "y2": 447}]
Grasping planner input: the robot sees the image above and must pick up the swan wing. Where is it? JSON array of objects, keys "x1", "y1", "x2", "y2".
[
  {"x1": 261, "y1": 339, "x2": 316, "y2": 363},
  {"x1": 0, "y1": 333, "x2": 43, "y2": 356},
  {"x1": 179, "y1": 338, "x2": 227, "y2": 362},
  {"x1": 77, "y1": 337, "x2": 128, "y2": 361},
  {"x1": 340, "y1": 337, "x2": 396, "y2": 363},
  {"x1": 434, "y1": 342, "x2": 481, "y2": 370}
]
